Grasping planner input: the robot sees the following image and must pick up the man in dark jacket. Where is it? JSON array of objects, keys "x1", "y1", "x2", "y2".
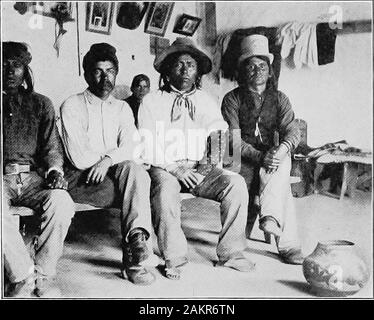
[
  {"x1": 221, "y1": 35, "x2": 304, "y2": 264},
  {"x1": 3, "y1": 42, "x2": 75, "y2": 297}
]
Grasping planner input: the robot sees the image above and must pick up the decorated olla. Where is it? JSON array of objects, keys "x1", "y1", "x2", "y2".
[{"x1": 303, "y1": 240, "x2": 370, "y2": 296}]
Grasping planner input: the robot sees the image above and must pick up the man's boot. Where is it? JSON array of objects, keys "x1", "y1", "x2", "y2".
[{"x1": 122, "y1": 228, "x2": 156, "y2": 285}]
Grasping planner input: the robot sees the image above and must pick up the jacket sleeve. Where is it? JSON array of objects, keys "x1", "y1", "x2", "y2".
[
  {"x1": 277, "y1": 91, "x2": 300, "y2": 152},
  {"x1": 221, "y1": 91, "x2": 264, "y2": 164},
  {"x1": 39, "y1": 95, "x2": 64, "y2": 172}
]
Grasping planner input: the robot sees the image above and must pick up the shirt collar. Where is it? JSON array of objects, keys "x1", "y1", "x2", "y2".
[
  {"x1": 249, "y1": 87, "x2": 266, "y2": 95},
  {"x1": 241, "y1": 86, "x2": 269, "y2": 99},
  {"x1": 3, "y1": 89, "x2": 24, "y2": 105},
  {"x1": 84, "y1": 88, "x2": 115, "y2": 105},
  {"x1": 170, "y1": 84, "x2": 196, "y2": 96}
]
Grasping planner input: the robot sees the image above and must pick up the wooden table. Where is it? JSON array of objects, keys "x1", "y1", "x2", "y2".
[{"x1": 313, "y1": 151, "x2": 372, "y2": 200}]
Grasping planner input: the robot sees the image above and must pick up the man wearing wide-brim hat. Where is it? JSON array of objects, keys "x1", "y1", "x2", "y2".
[
  {"x1": 139, "y1": 37, "x2": 256, "y2": 280},
  {"x1": 221, "y1": 34, "x2": 304, "y2": 264}
]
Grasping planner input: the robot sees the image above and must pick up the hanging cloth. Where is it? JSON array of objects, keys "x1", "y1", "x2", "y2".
[
  {"x1": 316, "y1": 23, "x2": 337, "y2": 65},
  {"x1": 212, "y1": 32, "x2": 232, "y2": 84},
  {"x1": 276, "y1": 22, "x2": 318, "y2": 69}
]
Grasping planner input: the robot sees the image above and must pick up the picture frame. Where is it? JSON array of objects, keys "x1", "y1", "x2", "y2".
[
  {"x1": 173, "y1": 13, "x2": 202, "y2": 36},
  {"x1": 144, "y1": 2, "x2": 174, "y2": 37},
  {"x1": 86, "y1": 2, "x2": 115, "y2": 35},
  {"x1": 31, "y1": 2, "x2": 74, "y2": 21}
]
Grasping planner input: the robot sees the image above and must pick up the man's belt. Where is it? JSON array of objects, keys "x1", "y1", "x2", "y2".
[{"x1": 4, "y1": 164, "x2": 32, "y2": 175}]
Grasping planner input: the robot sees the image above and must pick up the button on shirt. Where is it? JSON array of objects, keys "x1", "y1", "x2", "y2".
[
  {"x1": 138, "y1": 88, "x2": 228, "y2": 168},
  {"x1": 60, "y1": 89, "x2": 141, "y2": 170}
]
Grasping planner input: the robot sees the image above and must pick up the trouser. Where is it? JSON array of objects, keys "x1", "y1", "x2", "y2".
[
  {"x1": 3, "y1": 172, "x2": 74, "y2": 283},
  {"x1": 66, "y1": 160, "x2": 153, "y2": 258},
  {"x1": 240, "y1": 156, "x2": 301, "y2": 252},
  {"x1": 148, "y1": 166, "x2": 249, "y2": 269}
]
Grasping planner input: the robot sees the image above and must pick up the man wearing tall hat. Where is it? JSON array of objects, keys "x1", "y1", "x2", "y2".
[
  {"x1": 2, "y1": 42, "x2": 75, "y2": 297},
  {"x1": 138, "y1": 38, "x2": 255, "y2": 280},
  {"x1": 221, "y1": 34, "x2": 304, "y2": 264},
  {"x1": 60, "y1": 43, "x2": 156, "y2": 285}
]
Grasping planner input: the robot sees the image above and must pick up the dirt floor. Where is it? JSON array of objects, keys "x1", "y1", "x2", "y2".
[{"x1": 50, "y1": 189, "x2": 372, "y2": 299}]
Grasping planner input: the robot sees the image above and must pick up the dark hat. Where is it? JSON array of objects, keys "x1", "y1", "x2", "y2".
[
  {"x1": 3, "y1": 41, "x2": 32, "y2": 65},
  {"x1": 83, "y1": 43, "x2": 119, "y2": 72},
  {"x1": 154, "y1": 37, "x2": 212, "y2": 75},
  {"x1": 116, "y1": 2, "x2": 149, "y2": 30}
]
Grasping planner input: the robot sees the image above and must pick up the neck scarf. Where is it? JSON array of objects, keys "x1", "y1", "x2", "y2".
[{"x1": 170, "y1": 85, "x2": 197, "y2": 122}]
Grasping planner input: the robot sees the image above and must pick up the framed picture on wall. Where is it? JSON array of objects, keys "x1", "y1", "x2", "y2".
[
  {"x1": 86, "y1": 2, "x2": 115, "y2": 35},
  {"x1": 173, "y1": 14, "x2": 202, "y2": 36},
  {"x1": 144, "y1": 2, "x2": 174, "y2": 37}
]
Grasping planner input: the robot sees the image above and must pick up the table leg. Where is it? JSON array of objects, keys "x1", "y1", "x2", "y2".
[
  {"x1": 345, "y1": 162, "x2": 359, "y2": 197},
  {"x1": 314, "y1": 163, "x2": 324, "y2": 194},
  {"x1": 340, "y1": 162, "x2": 348, "y2": 200}
]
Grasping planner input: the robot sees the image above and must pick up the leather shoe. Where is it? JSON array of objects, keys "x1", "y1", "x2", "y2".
[
  {"x1": 259, "y1": 216, "x2": 282, "y2": 237},
  {"x1": 279, "y1": 247, "x2": 305, "y2": 265},
  {"x1": 216, "y1": 252, "x2": 256, "y2": 272},
  {"x1": 126, "y1": 229, "x2": 149, "y2": 265},
  {"x1": 121, "y1": 266, "x2": 156, "y2": 285},
  {"x1": 122, "y1": 229, "x2": 155, "y2": 285}
]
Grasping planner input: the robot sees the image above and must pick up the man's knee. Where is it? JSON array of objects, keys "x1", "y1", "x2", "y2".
[
  {"x1": 153, "y1": 180, "x2": 181, "y2": 201},
  {"x1": 226, "y1": 174, "x2": 249, "y2": 201},
  {"x1": 117, "y1": 160, "x2": 151, "y2": 184},
  {"x1": 44, "y1": 190, "x2": 75, "y2": 220},
  {"x1": 152, "y1": 172, "x2": 181, "y2": 198}
]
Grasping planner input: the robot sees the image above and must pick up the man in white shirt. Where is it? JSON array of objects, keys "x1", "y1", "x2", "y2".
[
  {"x1": 60, "y1": 43, "x2": 155, "y2": 285},
  {"x1": 138, "y1": 38, "x2": 255, "y2": 280}
]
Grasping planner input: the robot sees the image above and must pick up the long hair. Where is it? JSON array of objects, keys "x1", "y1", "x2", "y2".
[
  {"x1": 158, "y1": 52, "x2": 202, "y2": 92},
  {"x1": 23, "y1": 65, "x2": 34, "y2": 94},
  {"x1": 237, "y1": 55, "x2": 277, "y2": 90}
]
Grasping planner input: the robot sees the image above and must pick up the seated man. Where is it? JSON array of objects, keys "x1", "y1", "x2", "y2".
[
  {"x1": 138, "y1": 38, "x2": 255, "y2": 280},
  {"x1": 3, "y1": 42, "x2": 74, "y2": 297},
  {"x1": 221, "y1": 34, "x2": 304, "y2": 264},
  {"x1": 124, "y1": 74, "x2": 150, "y2": 127},
  {"x1": 60, "y1": 43, "x2": 155, "y2": 285}
]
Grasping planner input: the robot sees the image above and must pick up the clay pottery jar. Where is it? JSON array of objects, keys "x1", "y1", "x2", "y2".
[{"x1": 303, "y1": 240, "x2": 370, "y2": 296}]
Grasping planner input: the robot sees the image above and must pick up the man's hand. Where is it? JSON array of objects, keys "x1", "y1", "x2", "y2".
[
  {"x1": 46, "y1": 170, "x2": 68, "y2": 190},
  {"x1": 168, "y1": 165, "x2": 203, "y2": 189},
  {"x1": 263, "y1": 144, "x2": 288, "y2": 174},
  {"x1": 86, "y1": 156, "x2": 112, "y2": 185}
]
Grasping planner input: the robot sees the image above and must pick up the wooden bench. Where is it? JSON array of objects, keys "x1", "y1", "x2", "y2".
[{"x1": 13, "y1": 194, "x2": 197, "y2": 234}]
